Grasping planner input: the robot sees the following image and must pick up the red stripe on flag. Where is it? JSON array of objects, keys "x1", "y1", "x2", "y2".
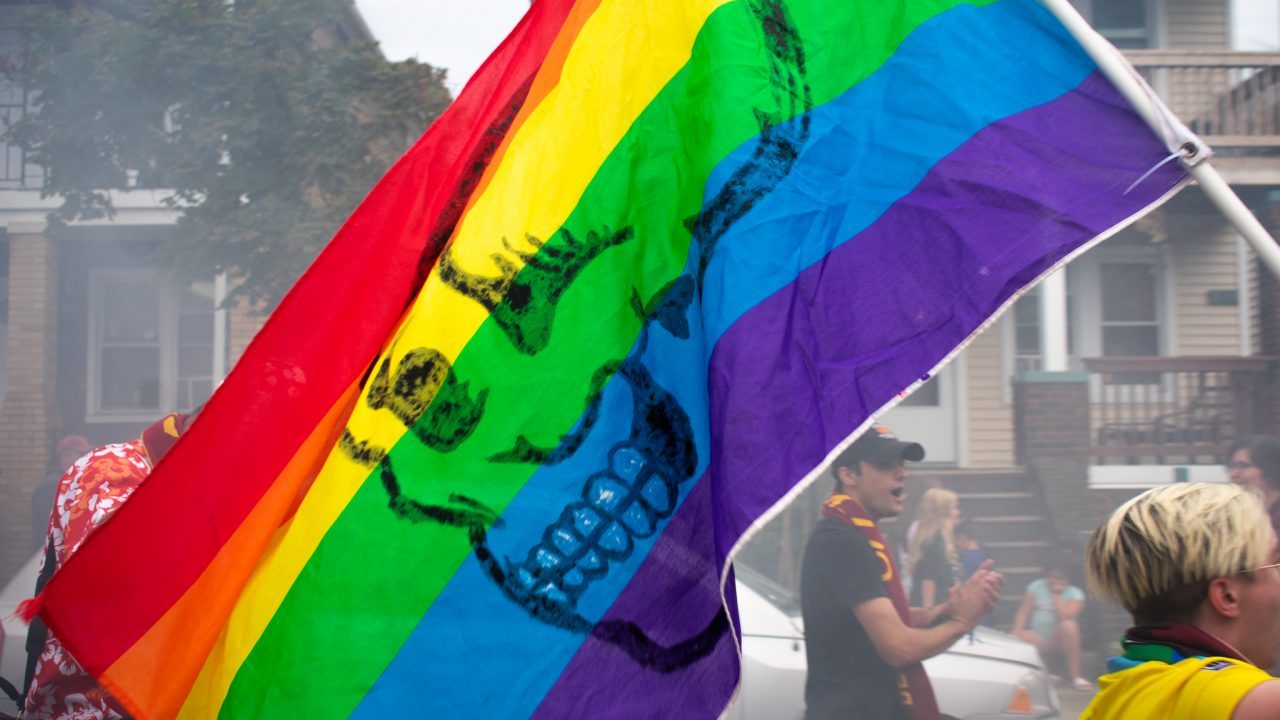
[{"x1": 38, "y1": 0, "x2": 581, "y2": 675}]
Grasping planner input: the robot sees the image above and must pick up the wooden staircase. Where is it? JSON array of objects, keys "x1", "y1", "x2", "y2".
[{"x1": 904, "y1": 468, "x2": 1058, "y2": 628}]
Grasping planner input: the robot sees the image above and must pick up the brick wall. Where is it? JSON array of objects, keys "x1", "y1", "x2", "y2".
[
  {"x1": 0, "y1": 229, "x2": 58, "y2": 580},
  {"x1": 1013, "y1": 372, "x2": 1099, "y2": 544},
  {"x1": 1014, "y1": 371, "x2": 1146, "y2": 660}
]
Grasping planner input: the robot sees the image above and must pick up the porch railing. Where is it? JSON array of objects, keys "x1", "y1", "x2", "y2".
[
  {"x1": 1083, "y1": 356, "x2": 1278, "y2": 465},
  {"x1": 1124, "y1": 51, "x2": 1280, "y2": 150}
]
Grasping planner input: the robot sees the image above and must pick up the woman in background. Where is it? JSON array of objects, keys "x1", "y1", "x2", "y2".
[
  {"x1": 906, "y1": 487, "x2": 961, "y2": 611},
  {"x1": 1227, "y1": 436, "x2": 1280, "y2": 532}
]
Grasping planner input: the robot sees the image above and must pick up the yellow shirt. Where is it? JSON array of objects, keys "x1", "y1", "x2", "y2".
[{"x1": 1081, "y1": 656, "x2": 1273, "y2": 720}]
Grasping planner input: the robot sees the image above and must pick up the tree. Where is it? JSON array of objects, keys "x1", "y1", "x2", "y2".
[{"x1": 5, "y1": 0, "x2": 452, "y2": 306}]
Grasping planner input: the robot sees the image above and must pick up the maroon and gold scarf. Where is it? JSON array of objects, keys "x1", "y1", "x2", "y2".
[
  {"x1": 140, "y1": 412, "x2": 189, "y2": 468},
  {"x1": 822, "y1": 493, "x2": 940, "y2": 720}
]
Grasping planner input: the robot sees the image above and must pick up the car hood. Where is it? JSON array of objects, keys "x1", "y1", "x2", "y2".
[
  {"x1": 734, "y1": 572, "x2": 1043, "y2": 670},
  {"x1": 779, "y1": 615, "x2": 1041, "y2": 669},
  {"x1": 941, "y1": 626, "x2": 1043, "y2": 668}
]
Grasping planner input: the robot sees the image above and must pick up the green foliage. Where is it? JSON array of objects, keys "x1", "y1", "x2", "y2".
[{"x1": 7, "y1": 0, "x2": 451, "y2": 306}]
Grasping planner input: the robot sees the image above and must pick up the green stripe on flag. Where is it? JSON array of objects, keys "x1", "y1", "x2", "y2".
[{"x1": 220, "y1": 0, "x2": 995, "y2": 716}]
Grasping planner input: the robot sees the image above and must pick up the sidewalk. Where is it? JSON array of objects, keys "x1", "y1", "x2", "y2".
[{"x1": 1057, "y1": 685, "x2": 1096, "y2": 718}]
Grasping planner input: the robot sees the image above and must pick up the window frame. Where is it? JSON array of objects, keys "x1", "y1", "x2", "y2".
[
  {"x1": 1003, "y1": 244, "x2": 1172, "y2": 403},
  {"x1": 1071, "y1": 246, "x2": 1171, "y2": 366},
  {"x1": 1079, "y1": 0, "x2": 1165, "y2": 49},
  {"x1": 85, "y1": 268, "x2": 219, "y2": 423}
]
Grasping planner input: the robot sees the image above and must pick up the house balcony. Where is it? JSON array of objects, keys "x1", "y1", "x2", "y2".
[
  {"x1": 1125, "y1": 50, "x2": 1280, "y2": 184},
  {"x1": 1083, "y1": 355, "x2": 1279, "y2": 467}
]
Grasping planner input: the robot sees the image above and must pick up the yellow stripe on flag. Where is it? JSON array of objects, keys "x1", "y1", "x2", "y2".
[{"x1": 175, "y1": 0, "x2": 732, "y2": 712}]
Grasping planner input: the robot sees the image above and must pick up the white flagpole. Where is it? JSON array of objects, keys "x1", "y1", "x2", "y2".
[{"x1": 1039, "y1": 0, "x2": 1280, "y2": 282}]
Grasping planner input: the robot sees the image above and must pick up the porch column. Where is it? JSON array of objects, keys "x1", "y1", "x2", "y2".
[
  {"x1": 1039, "y1": 268, "x2": 1069, "y2": 371},
  {"x1": 0, "y1": 224, "x2": 58, "y2": 580}
]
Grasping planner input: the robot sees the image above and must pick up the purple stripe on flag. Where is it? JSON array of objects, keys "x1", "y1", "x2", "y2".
[
  {"x1": 531, "y1": 479, "x2": 743, "y2": 720},
  {"x1": 533, "y1": 71, "x2": 1185, "y2": 717}
]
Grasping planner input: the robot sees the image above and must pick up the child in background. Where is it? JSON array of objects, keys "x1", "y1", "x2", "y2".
[
  {"x1": 955, "y1": 519, "x2": 987, "y2": 580},
  {"x1": 955, "y1": 519, "x2": 992, "y2": 627}
]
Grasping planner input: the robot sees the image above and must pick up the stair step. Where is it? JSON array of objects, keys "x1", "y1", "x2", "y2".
[
  {"x1": 957, "y1": 492, "x2": 1044, "y2": 516},
  {"x1": 915, "y1": 471, "x2": 1030, "y2": 493},
  {"x1": 994, "y1": 566, "x2": 1045, "y2": 575},
  {"x1": 920, "y1": 467, "x2": 1028, "y2": 477},
  {"x1": 970, "y1": 515, "x2": 1051, "y2": 542},
  {"x1": 957, "y1": 492, "x2": 1036, "y2": 499},
  {"x1": 983, "y1": 543, "x2": 1053, "y2": 567}
]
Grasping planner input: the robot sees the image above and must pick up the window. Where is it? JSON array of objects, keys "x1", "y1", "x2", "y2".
[
  {"x1": 88, "y1": 270, "x2": 219, "y2": 421},
  {"x1": 898, "y1": 376, "x2": 939, "y2": 407},
  {"x1": 1099, "y1": 261, "x2": 1161, "y2": 383},
  {"x1": 1087, "y1": 0, "x2": 1154, "y2": 49},
  {"x1": 1073, "y1": 248, "x2": 1168, "y2": 369},
  {"x1": 1005, "y1": 284, "x2": 1076, "y2": 385},
  {"x1": 1099, "y1": 262, "x2": 1160, "y2": 357},
  {"x1": 0, "y1": 8, "x2": 33, "y2": 189},
  {"x1": 1004, "y1": 247, "x2": 1166, "y2": 398}
]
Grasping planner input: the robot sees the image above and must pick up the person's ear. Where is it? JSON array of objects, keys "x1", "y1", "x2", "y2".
[
  {"x1": 836, "y1": 464, "x2": 859, "y2": 492},
  {"x1": 1207, "y1": 577, "x2": 1244, "y2": 619}
]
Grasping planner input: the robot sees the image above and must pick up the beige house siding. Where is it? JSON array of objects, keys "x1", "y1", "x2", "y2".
[
  {"x1": 1170, "y1": 217, "x2": 1243, "y2": 355},
  {"x1": 0, "y1": 230, "x2": 58, "y2": 579},
  {"x1": 1247, "y1": 239, "x2": 1262, "y2": 354},
  {"x1": 1164, "y1": 0, "x2": 1229, "y2": 49},
  {"x1": 1158, "y1": 0, "x2": 1232, "y2": 129},
  {"x1": 963, "y1": 320, "x2": 1016, "y2": 467}
]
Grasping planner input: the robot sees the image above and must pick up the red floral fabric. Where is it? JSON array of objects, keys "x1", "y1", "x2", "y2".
[{"x1": 21, "y1": 440, "x2": 150, "y2": 720}]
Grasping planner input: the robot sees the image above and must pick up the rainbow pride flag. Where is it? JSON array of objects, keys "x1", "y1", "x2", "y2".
[{"x1": 36, "y1": 0, "x2": 1191, "y2": 716}]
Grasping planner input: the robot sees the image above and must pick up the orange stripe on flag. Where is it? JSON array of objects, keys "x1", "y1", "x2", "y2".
[
  {"x1": 99, "y1": 381, "x2": 362, "y2": 719},
  {"x1": 464, "y1": 0, "x2": 604, "y2": 210}
]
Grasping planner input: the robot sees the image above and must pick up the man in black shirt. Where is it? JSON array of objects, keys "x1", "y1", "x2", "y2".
[{"x1": 800, "y1": 425, "x2": 1003, "y2": 720}]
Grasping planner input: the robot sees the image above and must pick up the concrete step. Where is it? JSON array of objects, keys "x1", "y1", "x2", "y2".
[
  {"x1": 982, "y1": 540, "x2": 1053, "y2": 568},
  {"x1": 969, "y1": 515, "x2": 1053, "y2": 542},
  {"x1": 913, "y1": 468, "x2": 1030, "y2": 494},
  {"x1": 956, "y1": 491, "x2": 1041, "y2": 517}
]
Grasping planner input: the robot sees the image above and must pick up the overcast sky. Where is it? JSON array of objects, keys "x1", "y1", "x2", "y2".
[
  {"x1": 354, "y1": 0, "x2": 528, "y2": 94},
  {"x1": 354, "y1": 0, "x2": 1280, "y2": 94}
]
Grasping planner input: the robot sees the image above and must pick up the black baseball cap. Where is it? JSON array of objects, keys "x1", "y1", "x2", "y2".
[{"x1": 834, "y1": 424, "x2": 925, "y2": 468}]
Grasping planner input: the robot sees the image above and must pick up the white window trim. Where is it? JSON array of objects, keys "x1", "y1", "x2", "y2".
[
  {"x1": 1070, "y1": 245, "x2": 1171, "y2": 361},
  {"x1": 86, "y1": 269, "x2": 223, "y2": 423},
  {"x1": 87, "y1": 268, "x2": 166, "y2": 423},
  {"x1": 1074, "y1": 245, "x2": 1176, "y2": 405},
  {"x1": 1003, "y1": 244, "x2": 1173, "y2": 403},
  {"x1": 1000, "y1": 282, "x2": 1081, "y2": 404}
]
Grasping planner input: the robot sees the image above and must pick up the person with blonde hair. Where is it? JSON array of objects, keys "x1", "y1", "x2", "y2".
[
  {"x1": 1080, "y1": 482, "x2": 1280, "y2": 719},
  {"x1": 907, "y1": 487, "x2": 961, "y2": 610}
]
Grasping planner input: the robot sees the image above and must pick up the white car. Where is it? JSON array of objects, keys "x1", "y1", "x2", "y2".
[
  {"x1": 1, "y1": 552, "x2": 40, "y2": 714},
  {"x1": 732, "y1": 565, "x2": 1060, "y2": 720},
  {"x1": 0, "y1": 554, "x2": 1058, "y2": 720}
]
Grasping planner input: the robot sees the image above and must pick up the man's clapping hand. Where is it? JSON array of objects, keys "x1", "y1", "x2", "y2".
[{"x1": 947, "y1": 559, "x2": 1004, "y2": 628}]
